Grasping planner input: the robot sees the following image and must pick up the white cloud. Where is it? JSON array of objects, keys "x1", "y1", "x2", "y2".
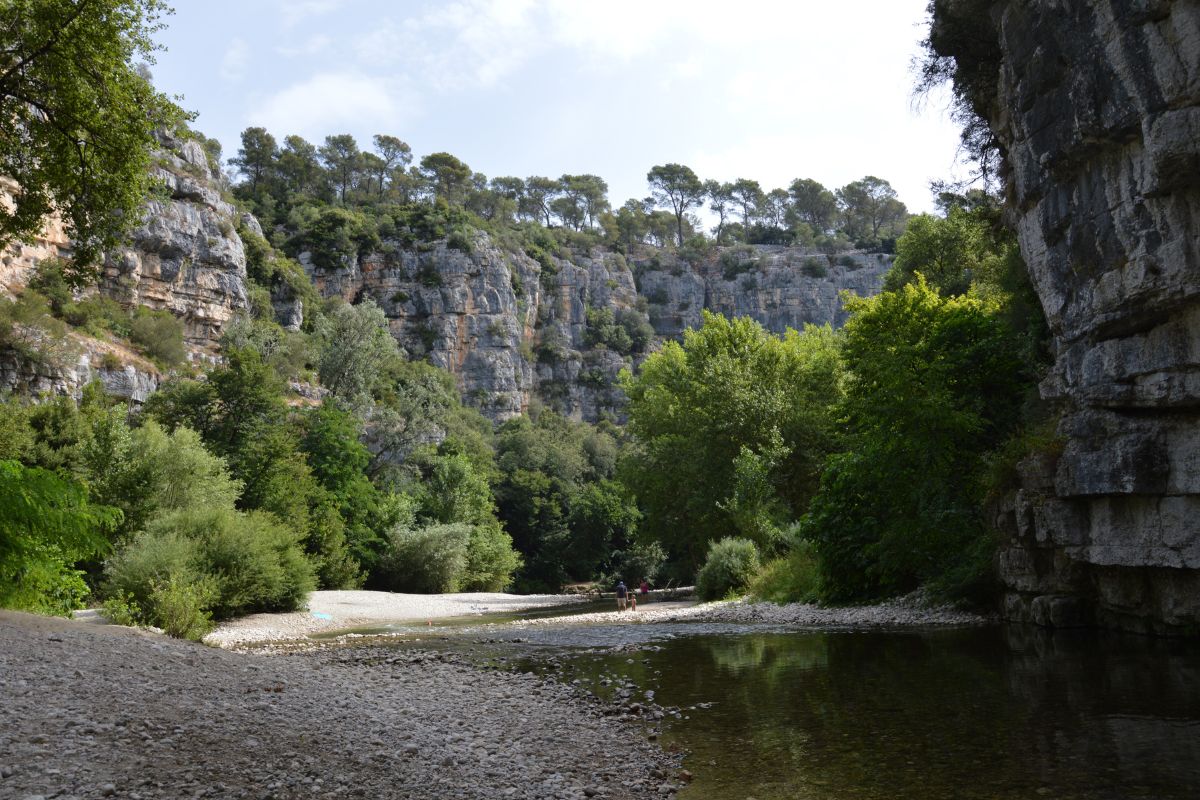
[
  {"x1": 279, "y1": 0, "x2": 346, "y2": 27},
  {"x1": 276, "y1": 34, "x2": 332, "y2": 58},
  {"x1": 248, "y1": 72, "x2": 414, "y2": 140},
  {"x1": 219, "y1": 38, "x2": 250, "y2": 82},
  {"x1": 355, "y1": 1, "x2": 541, "y2": 90}
]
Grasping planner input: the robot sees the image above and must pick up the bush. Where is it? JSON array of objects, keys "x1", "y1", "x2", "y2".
[
  {"x1": 696, "y1": 537, "x2": 760, "y2": 601},
  {"x1": 800, "y1": 258, "x2": 828, "y2": 278},
  {"x1": 103, "y1": 527, "x2": 201, "y2": 612},
  {"x1": 149, "y1": 574, "x2": 216, "y2": 640},
  {"x1": 749, "y1": 538, "x2": 821, "y2": 604},
  {"x1": 377, "y1": 523, "x2": 471, "y2": 593},
  {"x1": 129, "y1": 308, "x2": 187, "y2": 366},
  {"x1": 461, "y1": 523, "x2": 523, "y2": 591},
  {"x1": 104, "y1": 507, "x2": 314, "y2": 622}
]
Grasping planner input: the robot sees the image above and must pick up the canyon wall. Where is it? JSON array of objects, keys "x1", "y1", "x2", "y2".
[
  {"x1": 302, "y1": 237, "x2": 890, "y2": 422},
  {"x1": 933, "y1": 0, "x2": 1200, "y2": 633},
  {"x1": 1, "y1": 131, "x2": 249, "y2": 399}
]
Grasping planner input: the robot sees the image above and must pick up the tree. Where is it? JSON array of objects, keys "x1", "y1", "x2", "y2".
[
  {"x1": 730, "y1": 178, "x2": 766, "y2": 235},
  {"x1": 230, "y1": 127, "x2": 278, "y2": 195},
  {"x1": 371, "y1": 134, "x2": 411, "y2": 197},
  {"x1": 705, "y1": 180, "x2": 737, "y2": 243},
  {"x1": 647, "y1": 164, "x2": 705, "y2": 246},
  {"x1": 885, "y1": 208, "x2": 989, "y2": 296},
  {"x1": 312, "y1": 299, "x2": 400, "y2": 403},
  {"x1": 419, "y1": 152, "x2": 472, "y2": 205},
  {"x1": 559, "y1": 174, "x2": 609, "y2": 229},
  {"x1": 836, "y1": 176, "x2": 908, "y2": 244},
  {"x1": 319, "y1": 134, "x2": 361, "y2": 203},
  {"x1": 0, "y1": 0, "x2": 185, "y2": 281},
  {"x1": 620, "y1": 313, "x2": 843, "y2": 569},
  {"x1": 0, "y1": 459, "x2": 120, "y2": 614},
  {"x1": 521, "y1": 176, "x2": 559, "y2": 226},
  {"x1": 787, "y1": 178, "x2": 837, "y2": 232},
  {"x1": 278, "y1": 135, "x2": 321, "y2": 198},
  {"x1": 803, "y1": 278, "x2": 1031, "y2": 602},
  {"x1": 612, "y1": 199, "x2": 649, "y2": 253}
]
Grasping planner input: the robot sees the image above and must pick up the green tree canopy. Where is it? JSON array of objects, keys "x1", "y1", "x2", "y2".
[
  {"x1": 620, "y1": 312, "x2": 844, "y2": 569},
  {"x1": 0, "y1": 0, "x2": 185, "y2": 280},
  {"x1": 647, "y1": 163, "x2": 705, "y2": 246},
  {"x1": 803, "y1": 277, "x2": 1032, "y2": 602}
]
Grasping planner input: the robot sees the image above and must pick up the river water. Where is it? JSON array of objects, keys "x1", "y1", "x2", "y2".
[{"x1": 336, "y1": 607, "x2": 1200, "y2": 799}]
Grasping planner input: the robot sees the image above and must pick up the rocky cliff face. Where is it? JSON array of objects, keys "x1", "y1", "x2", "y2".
[
  {"x1": 1, "y1": 132, "x2": 250, "y2": 399},
  {"x1": 100, "y1": 131, "x2": 250, "y2": 351},
  {"x1": 303, "y1": 235, "x2": 889, "y2": 422},
  {"x1": 934, "y1": 0, "x2": 1200, "y2": 633}
]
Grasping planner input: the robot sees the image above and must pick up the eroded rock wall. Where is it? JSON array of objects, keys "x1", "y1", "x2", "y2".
[
  {"x1": 100, "y1": 131, "x2": 250, "y2": 350},
  {"x1": 303, "y1": 235, "x2": 889, "y2": 423},
  {"x1": 935, "y1": 0, "x2": 1200, "y2": 632}
]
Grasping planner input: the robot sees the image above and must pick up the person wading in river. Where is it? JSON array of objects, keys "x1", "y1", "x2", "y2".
[{"x1": 615, "y1": 580, "x2": 628, "y2": 611}]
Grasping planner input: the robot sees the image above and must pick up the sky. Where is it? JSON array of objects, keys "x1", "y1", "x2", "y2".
[{"x1": 149, "y1": 0, "x2": 967, "y2": 214}]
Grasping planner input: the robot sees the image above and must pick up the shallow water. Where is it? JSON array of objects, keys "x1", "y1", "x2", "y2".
[
  {"x1": 331, "y1": 605, "x2": 1200, "y2": 799},
  {"x1": 548, "y1": 625, "x2": 1200, "y2": 800}
]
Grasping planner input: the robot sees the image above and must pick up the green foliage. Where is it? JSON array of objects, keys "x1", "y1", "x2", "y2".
[
  {"x1": 749, "y1": 536, "x2": 821, "y2": 604},
  {"x1": 377, "y1": 523, "x2": 471, "y2": 593},
  {"x1": 621, "y1": 312, "x2": 843, "y2": 569},
  {"x1": 720, "y1": 246, "x2": 758, "y2": 279},
  {"x1": 148, "y1": 574, "x2": 215, "y2": 640},
  {"x1": 801, "y1": 258, "x2": 828, "y2": 278},
  {"x1": 696, "y1": 537, "x2": 760, "y2": 601},
  {"x1": 0, "y1": 291, "x2": 75, "y2": 367},
  {"x1": 108, "y1": 506, "x2": 314, "y2": 620},
  {"x1": 129, "y1": 307, "x2": 187, "y2": 366},
  {"x1": 0, "y1": 0, "x2": 186, "y2": 278},
  {"x1": 312, "y1": 298, "x2": 401, "y2": 403},
  {"x1": 0, "y1": 460, "x2": 120, "y2": 615},
  {"x1": 803, "y1": 278, "x2": 1032, "y2": 603},
  {"x1": 462, "y1": 523, "x2": 523, "y2": 591}
]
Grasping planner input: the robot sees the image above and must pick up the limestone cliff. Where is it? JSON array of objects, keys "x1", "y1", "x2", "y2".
[
  {"x1": 1, "y1": 132, "x2": 250, "y2": 399},
  {"x1": 932, "y1": 0, "x2": 1200, "y2": 632},
  {"x1": 301, "y1": 234, "x2": 890, "y2": 422},
  {"x1": 100, "y1": 131, "x2": 250, "y2": 351}
]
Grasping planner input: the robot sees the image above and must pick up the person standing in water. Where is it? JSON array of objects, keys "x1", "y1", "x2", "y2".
[{"x1": 615, "y1": 580, "x2": 628, "y2": 611}]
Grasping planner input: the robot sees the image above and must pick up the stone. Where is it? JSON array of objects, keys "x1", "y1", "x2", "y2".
[{"x1": 934, "y1": 0, "x2": 1200, "y2": 633}]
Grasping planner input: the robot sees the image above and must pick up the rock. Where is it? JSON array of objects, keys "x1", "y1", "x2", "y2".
[{"x1": 933, "y1": 0, "x2": 1200, "y2": 633}]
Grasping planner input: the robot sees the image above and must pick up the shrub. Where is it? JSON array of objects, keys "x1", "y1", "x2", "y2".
[
  {"x1": 447, "y1": 226, "x2": 474, "y2": 253},
  {"x1": 104, "y1": 527, "x2": 201, "y2": 612},
  {"x1": 696, "y1": 537, "x2": 760, "y2": 601},
  {"x1": 749, "y1": 538, "x2": 821, "y2": 604},
  {"x1": 149, "y1": 574, "x2": 216, "y2": 640},
  {"x1": 801, "y1": 258, "x2": 828, "y2": 278},
  {"x1": 129, "y1": 308, "x2": 187, "y2": 366},
  {"x1": 63, "y1": 295, "x2": 132, "y2": 338},
  {"x1": 416, "y1": 265, "x2": 443, "y2": 287},
  {"x1": 461, "y1": 523, "x2": 523, "y2": 591},
  {"x1": 376, "y1": 523, "x2": 471, "y2": 593},
  {"x1": 104, "y1": 507, "x2": 314, "y2": 621}
]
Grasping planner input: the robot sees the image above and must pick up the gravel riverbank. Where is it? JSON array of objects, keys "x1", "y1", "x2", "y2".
[
  {"x1": 0, "y1": 611, "x2": 680, "y2": 800},
  {"x1": 204, "y1": 590, "x2": 588, "y2": 648},
  {"x1": 504, "y1": 594, "x2": 991, "y2": 629}
]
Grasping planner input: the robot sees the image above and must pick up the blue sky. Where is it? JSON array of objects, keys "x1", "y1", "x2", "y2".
[{"x1": 150, "y1": 1, "x2": 965, "y2": 213}]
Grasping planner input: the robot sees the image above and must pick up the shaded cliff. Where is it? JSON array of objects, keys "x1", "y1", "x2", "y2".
[
  {"x1": 931, "y1": 0, "x2": 1200, "y2": 632},
  {"x1": 301, "y1": 234, "x2": 890, "y2": 422}
]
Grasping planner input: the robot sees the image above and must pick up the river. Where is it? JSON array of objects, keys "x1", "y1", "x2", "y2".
[{"x1": 331, "y1": 604, "x2": 1200, "y2": 799}]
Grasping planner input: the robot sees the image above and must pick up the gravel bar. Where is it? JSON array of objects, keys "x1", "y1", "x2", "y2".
[
  {"x1": 505, "y1": 594, "x2": 991, "y2": 628},
  {"x1": 204, "y1": 591, "x2": 589, "y2": 648},
  {"x1": 0, "y1": 611, "x2": 681, "y2": 800}
]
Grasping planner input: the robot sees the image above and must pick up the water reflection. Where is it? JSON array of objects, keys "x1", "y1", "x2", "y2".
[{"x1": 568, "y1": 626, "x2": 1200, "y2": 799}]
